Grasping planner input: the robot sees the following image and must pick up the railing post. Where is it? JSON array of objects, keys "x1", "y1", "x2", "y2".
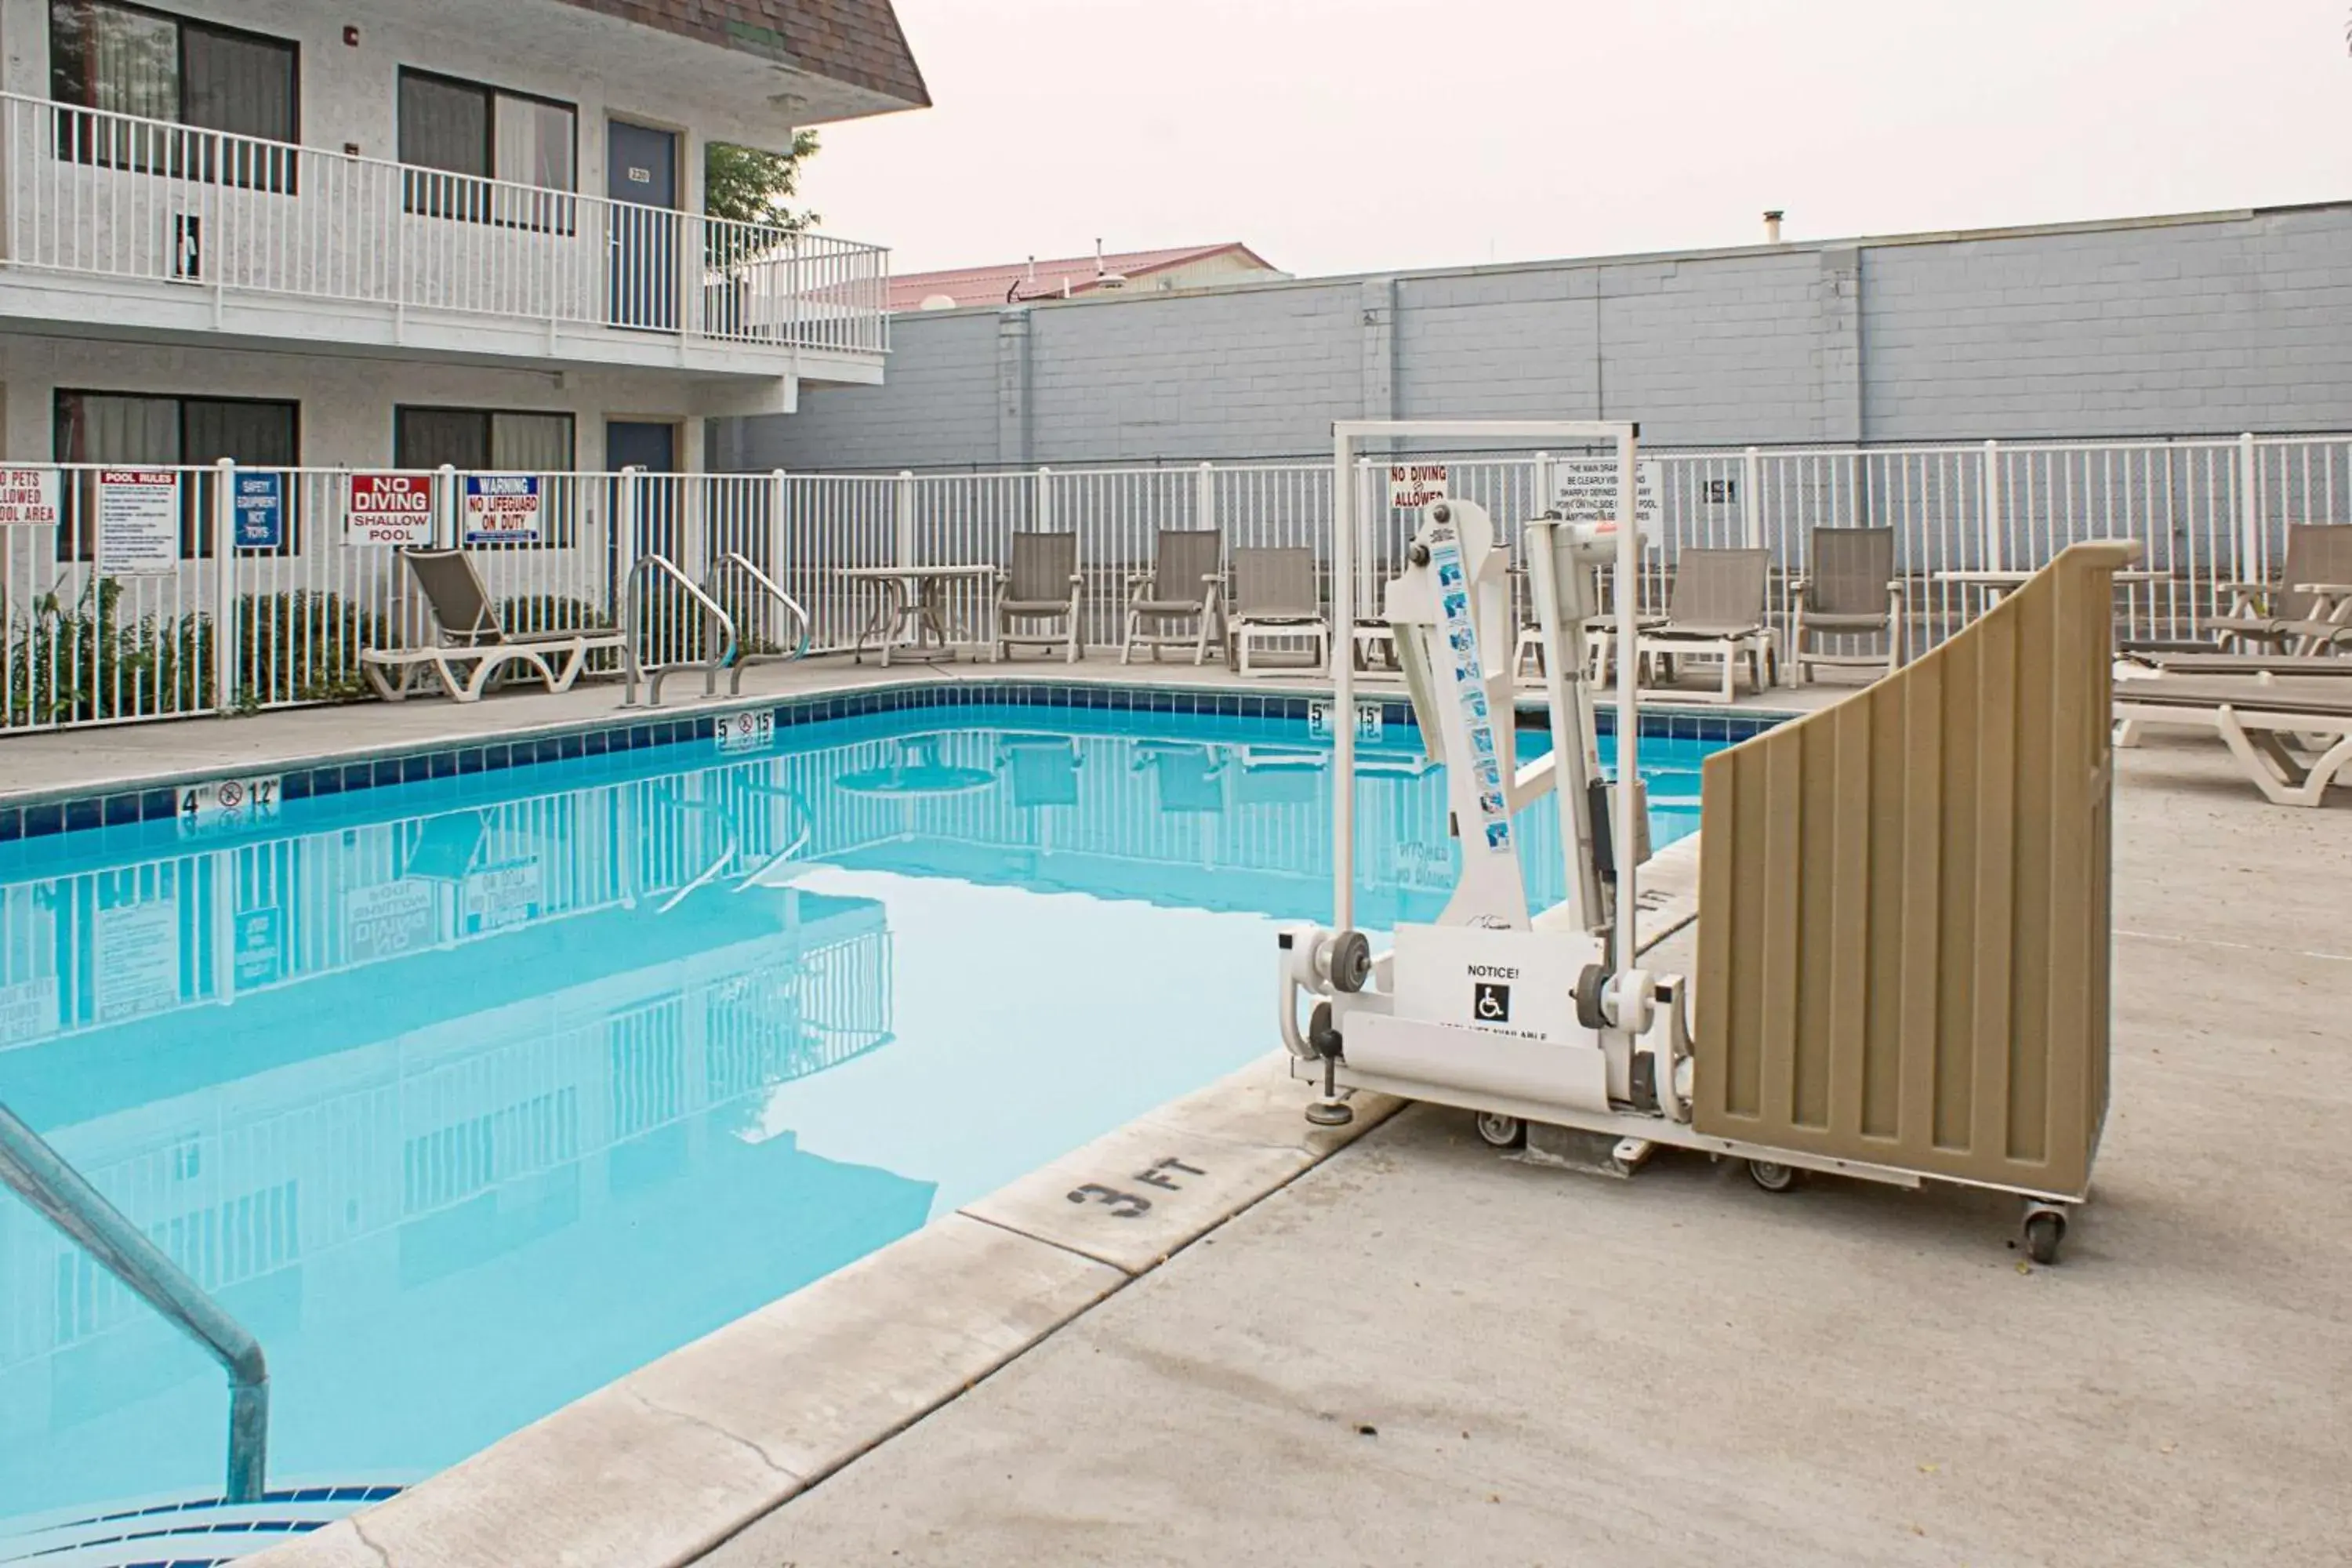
[
  {"x1": 212, "y1": 459, "x2": 237, "y2": 714},
  {"x1": 1742, "y1": 445, "x2": 1762, "y2": 550},
  {"x1": 895, "y1": 469, "x2": 916, "y2": 568},
  {"x1": 1982, "y1": 439, "x2": 2003, "y2": 573},
  {"x1": 437, "y1": 463, "x2": 459, "y2": 551},
  {"x1": 2238, "y1": 430, "x2": 2261, "y2": 587},
  {"x1": 1196, "y1": 460, "x2": 1214, "y2": 534}
]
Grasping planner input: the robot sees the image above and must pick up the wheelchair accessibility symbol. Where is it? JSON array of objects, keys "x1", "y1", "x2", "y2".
[{"x1": 1473, "y1": 982, "x2": 1512, "y2": 1023}]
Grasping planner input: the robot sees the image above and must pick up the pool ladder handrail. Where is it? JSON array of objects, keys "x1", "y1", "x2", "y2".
[
  {"x1": 622, "y1": 553, "x2": 741, "y2": 708},
  {"x1": 0, "y1": 1102, "x2": 268, "y2": 1504},
  {"x1": 704, "y1": 551, "x2": 814, "y2": 663}
]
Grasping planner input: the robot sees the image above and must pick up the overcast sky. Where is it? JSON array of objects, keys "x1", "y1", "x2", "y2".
[{"x1": 800, "y1": 0, "x2": 2350, "y2": 279}]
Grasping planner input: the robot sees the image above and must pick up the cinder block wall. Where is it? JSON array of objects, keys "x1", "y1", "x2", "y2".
[{"x1": 720, "y1": 203, "x2": 2352, "y2": 473}]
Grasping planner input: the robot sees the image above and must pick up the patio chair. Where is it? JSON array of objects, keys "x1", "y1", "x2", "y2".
[
  {"x1": 1791, "y1": 527, "x2": 1902, "y2": 684},
  {"x1": 2209, "y1": 524, "x2": 2352, "y2": 652},
  {"x1": 1002, "y1": 735, "x2": 1082, "y2": 808},
  {"x1": 992, "y1": 532, "x2": 1084, "y2": 663},
  {"x1": 1122, "y1": 530, "x2": 1225, "y2": 665},
  {"x1": 1228, "y1": 547, "x2": 1330, "y2": 676},
  {"x1": 2120, "y1": 644, "x2": 2352, "y2": 679},
  {"x1": 1632, "y1": 547, "x2": 1775, "y2": 703},
  {"x1": 2111, "y1": 672, "x2": 2352, "y2": 807},
  {"x1": 361, "y1": 549, "x2": 624, "y2": 702}
]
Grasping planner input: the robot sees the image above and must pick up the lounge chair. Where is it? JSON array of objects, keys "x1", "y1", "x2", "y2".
[
  {"x1": 1228, "y1": 547, "x2": 1330, "y2": 676},
  {"x1": 992, "y1": 532, "x2": 1084, "y2": 663},
  {"x1": 2112, "y1": 673, "x2": 2352, "y2": 806},
  {"x1": 2121, "y1": 646, "x2": 2352, "y2": 678},
  {"x1": 1122, "y1": 530, "x2": 1225, "y2": 665},
  {"x1": 1632, "y1": 547, "x2": 1775, "y2": 703},
  {"x1": 362, "y1": 549, "x2": 624, "y2": 702},
  {"x1": 1791, "y1": 527, "x2": 1902, "y2": 683},
  {"x1": 2209, "y1": 524, "x2": 2352, "y2": 652}
]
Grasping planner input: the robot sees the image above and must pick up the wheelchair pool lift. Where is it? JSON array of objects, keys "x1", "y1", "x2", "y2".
[
  {"x1": 1280, "y1": 418, "x2": 1689, "y2": 1152},
  {"x1": 1278, "y1": 420, "x2": 2088, "y2": 1259}
]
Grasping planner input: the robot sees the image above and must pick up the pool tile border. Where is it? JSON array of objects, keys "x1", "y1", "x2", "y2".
[{"x1": 0, "y1": 679, "x2": 1794, "y2": 845}]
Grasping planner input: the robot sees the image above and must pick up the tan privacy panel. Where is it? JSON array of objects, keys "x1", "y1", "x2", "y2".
[{"x1": 1693, "y1": 542, "x2": 2137, "y2": 1199}]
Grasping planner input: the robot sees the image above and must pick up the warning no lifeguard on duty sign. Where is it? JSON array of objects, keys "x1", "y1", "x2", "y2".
[{"x1": 345, "y1": 473, "x2": 435, "y2": 546}]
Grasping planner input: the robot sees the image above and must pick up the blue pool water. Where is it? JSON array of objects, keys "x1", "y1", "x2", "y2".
[{"x1": 0, "y1": 702, "x2": 1730, "y2": 1526}]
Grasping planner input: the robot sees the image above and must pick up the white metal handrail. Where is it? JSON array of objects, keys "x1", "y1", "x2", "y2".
[
  {"x1": 706, "y1": 550, "x2": 813, "y2": 660},
  {"x1": 0, "y1": 1102, "x2": 269, "y2": 1502},
  {"x1": 622, "y1": 553, "x2": 739, "y2": 708},
  {"x1": 0, "y1": 93, "x2": 889, "y2": 354}
]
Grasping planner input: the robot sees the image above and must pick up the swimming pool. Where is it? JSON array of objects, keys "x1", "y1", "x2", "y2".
[{"x1": 0, "y1": 695, "x2": 1741, "y2": 1541}]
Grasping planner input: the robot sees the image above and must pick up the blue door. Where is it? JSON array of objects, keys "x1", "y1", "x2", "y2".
[
  {"x1": 608, "y1": 122, "x2": 680, "y2": 331},
  {"x1": 607, "y1": 420, "x2": 677, "y2": 563}
]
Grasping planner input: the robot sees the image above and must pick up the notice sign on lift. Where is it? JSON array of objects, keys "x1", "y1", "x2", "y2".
[
  {"x1": 346, "y1": 472, "x2": 435, "y2": 546},
  {"x1": 1387, "y1": 464, "x2": 1450, "y2": 510},
  {"x1": 463, "y1": 474, "x2": 543, "y2": 545},
  {"x1": 97, "y1": 470, "x2": 182, "y2": 575},
  {"x1": 0, "y1": 467, "x2": 60, "y2": 527}
]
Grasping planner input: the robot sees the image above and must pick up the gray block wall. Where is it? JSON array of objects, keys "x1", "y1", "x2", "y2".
[{"x1": 723, "y1": 202, "x2": 2352, "y2": 473}]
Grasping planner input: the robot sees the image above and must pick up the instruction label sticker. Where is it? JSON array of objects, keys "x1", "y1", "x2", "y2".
[
  {"x1": 177, "y1": 775, "x2": 280, "y2": 837},
  {"x1": 1553, "y1": 457, "x2": 1662, "y2": 531},
  {"x1": 97, "y1": 470, "x2": 181, "y2": 575},
  {"x1": 0, "y1": 468, "x2": 61, "y2": 527},
  {"x1": 1307, "y1": 699, "x2": 1383, "y2": 742},
  {"x1": 1386, "y1": 464, "x2": 1450, "y2": 510},
  {"x1": 1427, "y1": 524, "x2": 1512, "y2": 855},
  {"x1": 716, "y1": 710, "x2": 775, "y2": 754}
]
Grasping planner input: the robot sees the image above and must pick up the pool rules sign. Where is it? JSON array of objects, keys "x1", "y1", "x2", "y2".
[{"x1": 346, "y1": 472, "x2": 435, "y2": 546}]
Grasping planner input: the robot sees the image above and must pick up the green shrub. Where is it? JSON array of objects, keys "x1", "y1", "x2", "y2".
[{"x1": 5, "y1": 576, "x2": 212, "y2": 726}]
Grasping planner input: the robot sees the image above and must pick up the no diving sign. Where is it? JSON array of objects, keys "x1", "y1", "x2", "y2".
[
  {"x1": 1387, "y1": 464, "x2": 1450, "y2": 510},
  {"x1": 346, "y1": 473, "x2": 436, "y2": 546}
]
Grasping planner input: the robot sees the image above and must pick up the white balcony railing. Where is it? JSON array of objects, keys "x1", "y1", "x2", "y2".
[{"x1": 0, "y1": 94, "x2": 889, "y2": 358}]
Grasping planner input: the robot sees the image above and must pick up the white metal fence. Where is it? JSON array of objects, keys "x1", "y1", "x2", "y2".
[
  {"x1": 2, "y1": 434, "x2": 2345, "y2": 732},
  {"x1": 0, "y1": 94, "x2": 889, "y2": 356}
]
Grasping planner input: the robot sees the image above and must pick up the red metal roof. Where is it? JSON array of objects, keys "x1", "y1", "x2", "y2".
[{"x1": 888, "y1": 243, "x2": 1277, "y2": 312}]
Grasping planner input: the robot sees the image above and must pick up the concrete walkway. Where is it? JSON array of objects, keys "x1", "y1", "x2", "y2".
[{"x1": 706, "y1": 734, "x2": 2352, "y2": 1568}]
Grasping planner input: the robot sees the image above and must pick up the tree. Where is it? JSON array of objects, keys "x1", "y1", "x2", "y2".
[{"x1": 705, "y1": 132, "x2": 822, "y2": 230}]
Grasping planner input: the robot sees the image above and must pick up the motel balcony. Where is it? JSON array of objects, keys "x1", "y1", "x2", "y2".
[{"x1": 0, "y1": 94, "x2": 890, "y2": 412}]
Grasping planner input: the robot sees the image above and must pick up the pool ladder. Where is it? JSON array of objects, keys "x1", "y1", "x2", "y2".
[
  {"x1": 0, "y1": 1103, "x2": 269, "y2": 1504},
  {"x1": 621, "y1": 552, "x2": 813, "y2": 709}
]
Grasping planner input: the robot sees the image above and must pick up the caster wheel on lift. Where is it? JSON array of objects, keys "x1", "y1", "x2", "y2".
[
  {"x1": 1474, "y1": 1112, "x2": 1525, "y2": 1149},
  {"x1": 1746, "y1": 1159, "x2": 1799, "y2": 1193},
  {"x1": 2023, "y1": 1210, "x2": 2067, "y2": 1265}
]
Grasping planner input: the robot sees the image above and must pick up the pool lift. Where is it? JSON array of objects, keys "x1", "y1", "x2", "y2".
[{"x1": 1279, "y1": 419, "x2": 1697, "y2": 1165}]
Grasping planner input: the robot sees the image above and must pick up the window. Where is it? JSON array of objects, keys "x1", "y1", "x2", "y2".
[
  {"x1": 53, "y1": 390, "x2": 299, "y2": 559},
  {"x1": 395, "y1": 408, "x2": 575, "y2": 548},
  {"x1": 397, "y1": 70, "x2": 575, "y2": 229},
  {"x1": 49, "y1": 1, "x2": 297, "y2": 189}
]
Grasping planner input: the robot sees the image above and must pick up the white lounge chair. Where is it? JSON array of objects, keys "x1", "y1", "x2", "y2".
[
  {"x1": 1228, "y1": 547, "x2": 1329, "y2": 676},
  {"x1": 2113, "y1": 672, "x2": 2352, "y2": 807},
  {"x1": 1632, "y1": 547, "x2": 1776, "y2": 703},
  {"x1": 1123, "y1": 529, "x2": 1225, "y2": 665},
  {"x1": 992, "y1": 532, "x2": 1084, "y2": 662},
  {"x1": 362, "y1": 549, "x2": 623, "y2": 702}
]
